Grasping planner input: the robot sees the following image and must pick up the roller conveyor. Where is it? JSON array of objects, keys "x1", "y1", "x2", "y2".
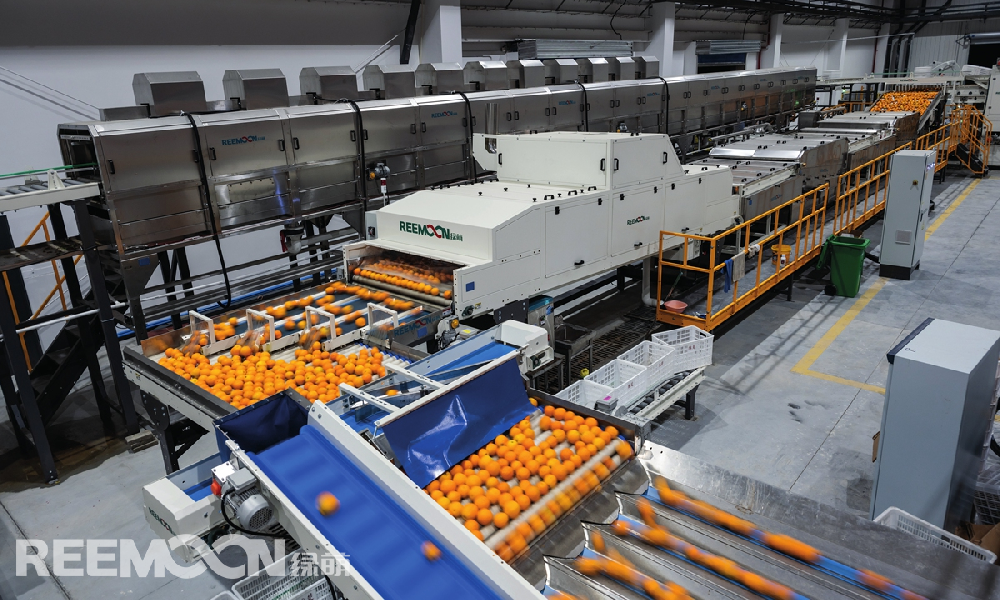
[{"x1": 252, "y1": 424, "x2": 503, "y2": 600}]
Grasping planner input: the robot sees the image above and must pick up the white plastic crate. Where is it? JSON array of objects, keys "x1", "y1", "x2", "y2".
[
  {"x1": 620, "y1": 341, "x2": 676, "y2": 386},
  {"x1": 232, "y1": 552, "x2": 325, "y2": 600},
  {"x1": 289, "y1": 580, "x2": 336, "y2": 600},
  {"x1": 975, "y1": 455, "x2": 1000, "y2": 525},
  {"x1": 874, "y1": 507, "x2": 997, "y2": 563},
  {"x1": 585, "y1": 359, "x2": 648, "y2": 407},
  {"x1": 557, "y1": 379, "x2": 613, "y2": 410},
  {"x1": 651, "y1": 325, "x2": 713, "y2": 372}
]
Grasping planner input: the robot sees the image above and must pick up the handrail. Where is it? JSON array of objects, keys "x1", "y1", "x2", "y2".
[{"x1": 656, "y1": 105, "x2": 985, "y2": 332}]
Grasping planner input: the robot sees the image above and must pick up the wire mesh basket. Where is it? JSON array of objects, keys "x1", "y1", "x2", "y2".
[
  {"x1": 874, "y1": 507, "x2": 997, "y2": 563},
  {"x1": 232, "y1": 552, "x2": 326, "y2": 600},
  {"x1": 620, "y1": 340, "x2": 676, "y2": 386},
  {"x1": 651, "y1": 325, "x2": 713, "y2": 372},
  {"x1": 585, "y1": 359, "x2": 648, "y2": 407},
  {"x1": 556, "y1": 379, "x2": 613, "y2": 410}
]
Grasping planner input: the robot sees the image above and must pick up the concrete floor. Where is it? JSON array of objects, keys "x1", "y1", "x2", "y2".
[{"x1": 0, "y1": 171, "x2": 996, "y2": 598}]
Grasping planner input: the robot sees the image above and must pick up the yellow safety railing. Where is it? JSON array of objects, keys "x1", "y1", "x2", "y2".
[
  {"x1": 657, "y1": 185, "x2": 831, "y2": 330},
  {"x1": 656, "y1": 105, "x2": 990, "y2": 331},
  {"x1": 952, "y1": 104, "x2": 992, "y2": 176},
  {"x1": 2, "y1": 211, "x2": 78, "y2": 369}
]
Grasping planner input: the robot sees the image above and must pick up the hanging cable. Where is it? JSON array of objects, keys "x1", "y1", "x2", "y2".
[
  {"x1": 184, "y1": 113, "x2": 234, "y2": 309},
  {"x1": 454, "y1": 91, "x2": 479, "y2": 183},
  {"x1": 575, "y1": 81, "x2": 590, "y2": 132}
]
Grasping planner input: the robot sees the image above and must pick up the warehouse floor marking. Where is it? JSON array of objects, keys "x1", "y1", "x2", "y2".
[{"x1": 791, "y1": 178, "x2": 983, "y2": 393}]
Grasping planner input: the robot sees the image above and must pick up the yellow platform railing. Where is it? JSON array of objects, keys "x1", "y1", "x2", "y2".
[
  {"x1": 2, "y1": 211, "x2": 79, "y2": 369},
  {"x1": 656, "y1": 106, "x2": 984, "y2": 331}
]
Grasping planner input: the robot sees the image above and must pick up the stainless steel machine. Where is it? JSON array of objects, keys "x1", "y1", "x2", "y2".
[
  {"x1": 57, "y1": 65, "x2": 815, "y2": 341},
  {"x1": 709, "y1": 133, "x2": 850, "y2": 192}
]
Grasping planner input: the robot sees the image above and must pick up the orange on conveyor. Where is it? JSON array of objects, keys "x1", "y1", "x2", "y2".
[
  {"x1": 423, "y1": 403, "x2": 631, "y2": 562},
  {"x1": 158, "y1": 343, "x2": 386, "y2": 409}
]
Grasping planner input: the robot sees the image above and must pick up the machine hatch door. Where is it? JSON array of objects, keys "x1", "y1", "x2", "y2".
[{"x1": 544, "y1": 197, "x2": 610, "y2": 276}]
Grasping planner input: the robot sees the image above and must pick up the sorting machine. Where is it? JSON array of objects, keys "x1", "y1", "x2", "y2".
[
  {"x1": 54, "y1": 65, "x2": 814, "y2": 341},
  {"x1": 138, "y1": 323, "x2": 995, "y2": 600}
]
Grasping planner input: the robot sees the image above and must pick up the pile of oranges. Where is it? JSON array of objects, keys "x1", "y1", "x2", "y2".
[
  {"x1": 353, "y1": 267, "x2": 452, "y2": 299},
  {"x1": 424, "y1": 402, "x2": 632, "y2": 563},
  {"x1": 870, "y1": 90, "x2": 937, "y2": 114},
  {"x1": 157, "y1": 342, "x2": 386, "y2": 409}
]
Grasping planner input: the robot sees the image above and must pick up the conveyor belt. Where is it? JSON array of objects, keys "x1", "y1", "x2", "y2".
[{"x1": 253, "y1": 424, "x2": 504, "y2": 600}]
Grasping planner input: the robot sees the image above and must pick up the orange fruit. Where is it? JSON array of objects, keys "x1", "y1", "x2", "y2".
[
  {"x1": 503, "y1": 500, "x2": 521, "y2": 520},
  {"x1": 316, "y1": 492, "x2": 339, "y2": 516},
  {"x1": 494, "y1": 512, "x2": 510, "y2": 529},
  {"x1": 422, "y1": 541, "x2": 441, "y2": 561},
  {"x1": 476, "y1": 509, "x2": 494, "y2": 526}
]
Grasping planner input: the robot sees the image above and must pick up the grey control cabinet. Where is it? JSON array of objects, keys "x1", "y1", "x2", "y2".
[
  {"x1": 879, "y1": 150, "x2": 934, "y2": 280},
  {"x1": 871, "y1": 318, "x2": 1000, "y2": 530}
]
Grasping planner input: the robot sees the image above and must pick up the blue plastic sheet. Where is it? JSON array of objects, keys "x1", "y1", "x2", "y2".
[
  {"x1": 381, "y1": 358, "x2": 536, "y2": 488},
  {"x1": 215, "y1": 393, "x2": 309, "y2": 461}
]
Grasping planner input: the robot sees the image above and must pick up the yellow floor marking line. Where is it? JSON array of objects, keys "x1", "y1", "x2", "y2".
[
  {"x1": 791, "y1": 177, "x2": 982, "y2": 393},
  {"x1": 791, "y1": 279, "x2": 888, "y2": 393},
  {"x1": 925, "y1": 178, "x2": 981, "y2": 239}
]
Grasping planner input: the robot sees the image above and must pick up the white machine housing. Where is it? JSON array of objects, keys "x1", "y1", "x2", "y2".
[
  {"x1": 497, "y1": 320, "x2": 554, "y2": 372},
  {"x1": 879, "y1": 150, "x2": 934, "y2": 279},
  {"x1": 142, "y1": 455, "x2": 226, "y2": 563},
  {"x1": 345, "y1": 132, "x2": 737, "y2": 319}
]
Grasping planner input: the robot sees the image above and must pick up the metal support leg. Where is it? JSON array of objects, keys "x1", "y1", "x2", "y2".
[
  {"x1": 684, "y1": 385, "x2": 698, "y2": 420},
  {"x1": 0, "y1": 354, "x2": 31, "y2": 452},
  {"x1": 47, "y1": 204, "x2": 116, "y2": 434},
  {"x1": 158, "y1": 251, "x2": 182, "y2": 331},
  {"x1": 141, "y1": 391, "x2": 207, "y2": 475},
  {"x1": 71, "y1": 200, "x2": 140, "y2": 435},
  {"x1": 616, "y1": 267, "x2": 626, "y2": 294},
  {"x1": 0, "y1": 278, "x2": 58, "y2": 483}
]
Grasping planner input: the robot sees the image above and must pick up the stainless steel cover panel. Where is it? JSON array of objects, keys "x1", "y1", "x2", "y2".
[
  {"x1": 132, "y1": 72, "x2": 207, "y2": 117},
  {"x1": 300, "y1": 66, "x2": 362, "y2": 101},
  {"x1": 223, "y1": 69, "x2": 288, "y2": 110},
  {"x1": 464, "y1": 61, "x2": 507, "y2": 91}
]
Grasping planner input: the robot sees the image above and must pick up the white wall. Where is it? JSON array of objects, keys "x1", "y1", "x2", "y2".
[{"x1": 780, "y1": 24, "x2": 878, "y2": 78}]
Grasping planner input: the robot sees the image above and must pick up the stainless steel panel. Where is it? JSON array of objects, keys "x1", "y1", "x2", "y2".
[
  {"x1": 582, "y1": 82, "x2": 616, "y2": 125},
  {"x1": 634, "y1": 56, "x2": 659, "y2": 78},
  {"x1": 543, "y1": 59, "x2": 579, "y2": 85},
  {"x1": 295, "y1": 163, "x2": 356, "y2": 202},
  {"x1": 282, "y1": 105, "x2": 357, "y2": 164},
  {"x1": 223, "y1": 69, "x2": 288, "y2": 110},
  {"x1": 612, "y1": 81, "x2": 642, "y2": 119},
  {"x1": 380, "y1": 65, "x2": 418, "y2": 98},
  {"x1": 217, "y1": 193, "x2": 291, "y2": 228},
  {"x1": 607, "y1": 57, "x2": 635, "y2": 81},
  {"x1": 468, "y1": 91, "x2": 515, "y2": 135},
  {"x1": 422, "y1": 161, "x2": 467, "y2": 187},
  {"x1": 421, "y1": 145, "x2": 465, "y2": 169},
  {"x1": 132, "y1": 72, "x2": 207, "y2": 116},
  {"x1": 506, "y1": 60, "x2": 545, "y2": 89},
  {"x1": 464, "y1": 61, "x2": 507, "y2": 92},
  {"x1": 415, "y1": 95, "x2": 467, "y2": 146},
  {"x1": 636, "y1": 80, "x2": 666, "y2": 116},
  {"x1": 300, "y1": 66, "x2": 362, "y2": 101},
  {"x1": 547, "y1": 86, "x2": 584, "y2": 131},
  {"x1": 298, "y1": 179, "x2": 356, "y2": 213},
  {"x1": 117, "y1": 209, "x2": 209, "y2": 247},
  {"x1": 357, "y1": 99, "x2": 418, "y2": 155},
  {"x1": 576, "y1": 58, "x2": 609, "y2": 83},
  {"x1": 361, "y1": 65, "x2": 384, "y2": 95},
  {"x1": 107, "y1": 184, "x2": 204, "y2": 224},
  {"x1": 508, "y1": 89, "x2": 549, "y2": 133},
  {"x1": 91, "y1": 118, "x2": 200, "y2": 192},
  {"x1": 193, "y1": 110, "x2": 289, "y2": 177},
  {"x1": 415, "y1": 63, "x2": 466, "y2": 94}
]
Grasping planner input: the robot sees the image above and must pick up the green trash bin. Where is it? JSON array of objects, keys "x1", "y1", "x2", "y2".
[{"x1": 819, "y1": 235, "x2": 870, "y2": 298}]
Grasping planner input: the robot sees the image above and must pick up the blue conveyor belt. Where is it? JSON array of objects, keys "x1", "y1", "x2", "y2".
[
  {"x1": 253, "y1": 425, "x2": 503, "y2": 600},
  {"x1": 428, "y1": 342, "x2": 514, "y2": 377}
]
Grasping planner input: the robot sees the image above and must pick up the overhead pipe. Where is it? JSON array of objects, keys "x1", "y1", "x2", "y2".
[{"x1": 400, "y1": 0, "x2": 421, "y2": 65}]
